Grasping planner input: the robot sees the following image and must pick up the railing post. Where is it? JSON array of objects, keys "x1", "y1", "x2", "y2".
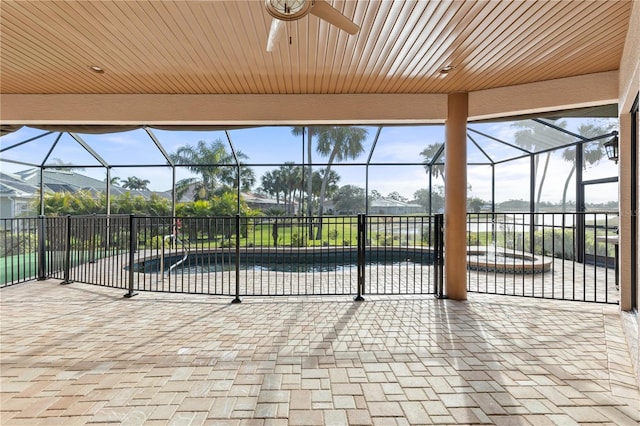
[
  {"x1": 37, "y1": 215, "x2": 46, "y2": 280},
  {"x1": 89, "y1": 213, "x2": 97, "y2": 263},
  {"x1": 576, "y1": 212, "x2": 585, "y2": 263},
  {"x1": 232, "y1": 214, "x2": 242, "y2": 304},
  {"x1": 61, "y1": 215, "x2": 72, "y2": 284},
  {"x1": 124, "y1": 214, "x2": 138, "y2": 298},
  {"x1": 434, "y1": 214, "x2": 446, "y2": 298},
  {"x1": 433, "y1": 214, "x2": 439, "y2": 296},
  {"x1": 354, "y1": 213, "x2": 365, "y2": 301},
  {"x1": 529, "y1": 214, "x2": 536, "y2": 255}
]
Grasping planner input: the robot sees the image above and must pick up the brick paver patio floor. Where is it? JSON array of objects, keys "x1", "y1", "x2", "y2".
[{"x1": 1, "y1": 280, "x2": 638, "y2": 425}]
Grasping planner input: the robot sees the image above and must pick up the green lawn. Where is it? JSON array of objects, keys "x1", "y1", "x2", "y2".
[
  {"x1": 249, "y1": 219, "x2": 358, "y2": 247},
  {"x1": 0, "y1": 253, "x2": 38, "y2": 286}
]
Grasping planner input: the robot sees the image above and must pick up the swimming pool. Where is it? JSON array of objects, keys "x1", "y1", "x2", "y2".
[{"x1": 131, "y1": 247, "x2": 435, "y2": 274}]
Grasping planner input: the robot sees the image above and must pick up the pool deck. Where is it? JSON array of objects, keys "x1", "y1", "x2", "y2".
[{"x1": 1, "y1": 280, "x2": 638, "y2": 425}]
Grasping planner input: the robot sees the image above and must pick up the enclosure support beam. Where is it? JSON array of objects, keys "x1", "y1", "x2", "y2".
[
  {"x1": 428, "y1": 166, "x2": 433, "y2": 216},
  {"x1": 575, "y1": 144, "x2": 585, "y2": 264},
  {"x1": 172, "y1": 167, "x2": 177, "y2": 218},
  {"x1": 530, "y1": 156, "x2": 536, "y2": 213},
  {"x1": 491, "y1": 165, "x2": 496, "y2": 213},
  {"x1": 619, "y1": 111, "x2": 634, "y2": 311},
  {"x1": 106, "y1": 167, "x2": 112, "y2": 216},
  {"x1": 444, "y1": 92, "x2": 468, "y2": 301},
  {"x1": 39, "y1": 167, "x2": 45, "y2": 216}
]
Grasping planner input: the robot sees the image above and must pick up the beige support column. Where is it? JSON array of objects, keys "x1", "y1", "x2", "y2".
[
  {"x1": 618, "y1": 112, "x2": 632, "y2": 311},
  {"x1": 445, "y1": 92, "x2": 468, "y2": 300}
]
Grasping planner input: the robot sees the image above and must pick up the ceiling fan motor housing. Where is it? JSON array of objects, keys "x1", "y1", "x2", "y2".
[{"x1": 265, "y1": 0, "x2": 311, "y2": 21}]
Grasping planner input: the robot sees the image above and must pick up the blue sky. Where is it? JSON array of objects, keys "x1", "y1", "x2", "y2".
[{"x1": 0, "y1": 120, "x2": 619, "y2": 204}]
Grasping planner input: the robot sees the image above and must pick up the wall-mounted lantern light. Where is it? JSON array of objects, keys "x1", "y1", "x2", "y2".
[{"x1": 604, "y1": 131, "x2": 619, "y2": 164}]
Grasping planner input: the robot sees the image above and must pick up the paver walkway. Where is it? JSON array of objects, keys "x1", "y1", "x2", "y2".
[{"x1": 1, "y1": 280, "x2": 638, "y2": 425}]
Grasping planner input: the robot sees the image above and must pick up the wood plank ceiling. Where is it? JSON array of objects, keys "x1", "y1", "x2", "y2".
[{"x1": 0, "y1": 0, "x2": 633, "y2": 95}]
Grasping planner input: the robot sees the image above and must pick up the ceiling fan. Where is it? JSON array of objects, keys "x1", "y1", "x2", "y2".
[{"x1": 265, "y1": 0, "x2": 360, "y2": 52}]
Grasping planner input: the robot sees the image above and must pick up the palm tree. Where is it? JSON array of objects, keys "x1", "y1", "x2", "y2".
[
  {"x1": 419, "y1": 143, "x2": 445, "y2": 214},
  {"x1": 512, "y1": 120, "x2": 572, "y2": 210},
  {"x1": 218, "y1": 164, "x2": 256, "y2": 194},
  {"x1": 419, "y1": 143, "x2": 445, "y2": 180},
  {"x1": 291, "y1": 126, "x2": 322, "y2": 217},
  {"x1": 121, "y1": 176, "x2": 150, "y2": 190},
  {"x1": 104, "y1": 176, "x2": 121, "y2": 186},
  {"x1": 261, "y1": 164, "x2": 304, "y2": 214},
  {"x1": 260, "y1": 170, "x2": 284, "y2": 205},
  {"x1": 278, "y1": 163, "x2": 303, "y2": 214},
  {"x1": 560, "y1": 121, "x2": 616, "y2": 210},
  {"x1": 170, "y1": 139, "x2": 254, "y2": 200},
  {"x1": 312, "y1": 169, "x2": 340, "y2": 202},
  {"x1": 175, "y1": 177, "x2": 209, "y2": 201},
  {"x1": 314, "y1": 126, "x2": 368, "y2": 238}
]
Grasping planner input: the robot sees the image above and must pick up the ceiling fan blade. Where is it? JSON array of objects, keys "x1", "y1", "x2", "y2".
[
  {"x1": 310, "y1": 0, "x2": 359, "y2": 35},
  {"x1": 266, "y1": 18, "x2": 284, "y2": 52}
]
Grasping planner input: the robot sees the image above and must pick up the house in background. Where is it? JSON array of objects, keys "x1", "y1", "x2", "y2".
[
  {"x1": 0, "y1": 170, "x2": 295, "y2": 219},
  {"x1": 0, "y1": 169, "x2": 167, "y2": 219},
  {"x1": 370, "y1": 198, "x2": 423, "y2": 215},
  {"x1": 323, "y1": 197, "x2": 424, "y2": 215},
  {"x1": 16, "y1": 168, "x2": 163, "y2": 198},
  {"x1": 0, "y1": 171, "x2": 37, "y2": 219},
  {"x1": 242, "y1": 192, "x2": 297, "y2": 214}
]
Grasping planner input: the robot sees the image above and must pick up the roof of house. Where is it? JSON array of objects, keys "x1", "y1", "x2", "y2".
[
  {"x1": 4, "y1": 169, "x2": 168, "y2": 199},
  {"x1": 0, "y1": 172, "x2": 39, "y2": 197},
  {"x1": 242, "y1": 192, "x2": 294, "y2": 206},
  {"x1": 18, "y1": 168, "x2": 111, "y2": 191},
  {"x1": 370, "y1": 198, "x2": 422, "y2": 209}
]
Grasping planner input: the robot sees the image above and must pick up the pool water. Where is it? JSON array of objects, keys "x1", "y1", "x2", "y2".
[{"x1": 132, "y1": 249, "x2": 434, "y2": 274}]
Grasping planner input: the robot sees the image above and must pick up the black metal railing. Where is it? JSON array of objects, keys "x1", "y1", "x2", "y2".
[
  {"x1": 131, "y1": 216, "x2": 235, "y2": 295},
  {"x1": 44, "y1": 215, "x2": 132, "y2": 288},
  {"x1": 466, "y1": 212, "x2": 619, "y2": 304},
  {"x1": 0, "y1": 217, "x2": 40, "y2": 286},
  {"x1": 0, "y1": 212, "x2": 619, "y2": 304},
  {"x1": 124, "y1": 214, "x2": 440, "y2": 297},
  {"x1": 0, "y1": 214, "x2": 443, "y2": 298},
  {"x1": 365, "y1": 215, "x2": 437, "y2": 295}
]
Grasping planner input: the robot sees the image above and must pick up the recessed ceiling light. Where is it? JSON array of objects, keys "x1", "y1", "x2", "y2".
[
  {"x1": 439, "y1": 65, "x2": 455, "y2": 74},
  {"x1": 88, "y1": 65, "x2": 105, "y2": 74}
]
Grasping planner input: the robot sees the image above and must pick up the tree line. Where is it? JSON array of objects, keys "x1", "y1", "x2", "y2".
[{"x1": 33, "y1": 191, "x2": 256, "y2": 217}]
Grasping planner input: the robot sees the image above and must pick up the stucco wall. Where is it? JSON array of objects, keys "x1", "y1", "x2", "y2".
[
  {"x1": 618, "y1": 0, "x2": 639, "y2": 311},
  {"x1": 617, "y1": 0, "x2": 639, "y2": 389},
  {"x1": 619, "y1": 0, "x2": 640, "y2": 113}
]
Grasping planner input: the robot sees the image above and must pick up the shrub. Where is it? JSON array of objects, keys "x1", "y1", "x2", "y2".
[
  {"x1": 534, "y1": 229, "x2": 575, "y2": 259},
  {"x1": 0, "y1": 232, "x2": 38, "y2": 256},
  {"x1": 264, "y1": 207, "x2": 287, "y2": 216},
  {"x1": 290, "y1": 232, "x2": 307, "y2": 247},
  {"x1": 221, "y1": 237, "x2": 236, "y2": 248},
  {"x1": 376, "y1": 234, "x2": 394, "y2": 246},
  {"x1": 147, "y1": 235, "x2": 170, "y2": 250},
  {"x1": 467, "y1": 233, "x2": 481, "y2": 246},
  {"x1": 421, "y1": 230, "x2": 433, "y2": 245},
  {"x1": 501, "y1": 229, "x2": 576, "y2": 260}
]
